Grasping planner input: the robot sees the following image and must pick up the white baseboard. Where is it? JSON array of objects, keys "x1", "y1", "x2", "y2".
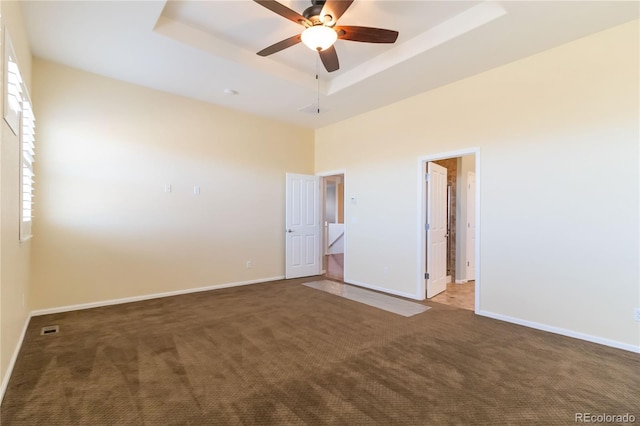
[
  {"x1": 3, "y1": 276, "x2": 285, "y2": 403},
  {"x1": 1, "y1": 312, "x2": 32, "y2": 404},
  {"x1": 477, "y1": 310, "x2": 640, "y2": 354},
  {"x1": 455, "y1": 279, "x2": 468, "y2": 284},
  {"x1": 446, "y1": 275, "x2": 452, "y2": 284},
  {"x1": 345, "y1": 278, "x2": 421, "y2": 301},
  {"x1": 4, "y1": 279, "x2": 638, "y2": 407},
  {"x1": 31, "y1": 276, "x2": 285, "y2": 317}
]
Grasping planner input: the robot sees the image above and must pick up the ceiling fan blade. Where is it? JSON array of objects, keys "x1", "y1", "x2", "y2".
[
  {"x1": 257, "y1": 34, "x2": 302, "y2": 56},
  {"x1": 336, "y1": 26, "x2": 399, "y2": 43},
  {"x1": 320, "y1": 0, "x2": 354, "y2": 23},
  {"x1": 254, "y1": 0, "x2": 311, "y2": 27},
  {"x1": 319, "y1": 45, "x2": 339, "y2": 72}
]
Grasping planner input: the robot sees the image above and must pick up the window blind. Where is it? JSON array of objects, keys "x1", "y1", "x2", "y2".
[
  {"x1": 7, "y1": 52, "x2": 35, "y2": 240},
  {"x1": 21, "y1": 98, "x2": 35, "y2": 238}
]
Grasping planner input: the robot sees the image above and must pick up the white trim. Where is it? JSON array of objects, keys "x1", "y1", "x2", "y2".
[
  {"x1": 316, "y1": 168, "x2": 346, "y2": 177},
  {"x1": 1, "y1": 312, "x2": 31, "y2": 404},
  {"x1": 31, "y1": 276, "x2": 285, "y2": 317},
  {"x1": 473, "y1": 150, "x2": 481, "y2": 312},
  {"x1": 417, "y1": 148, "x2": 480, "y2": 309},
  {"x1": 345, "y1": 279, "x2": 421, "y2": 301},
  {"x1": 418, "y1": 148, "x2": 482, "y2": 163},
  {"x1": 4, "y1": 276, "x2": 282, "y2": 401},
  {"x1": 478, "y1": 310, "x2": 640, "y2": 354},
  {"x1": 455, "y1": 279, "x2": 468, "y2": 284},
  {"x1": 417, "y1": 158, "x2": 427, "y2": 300}
]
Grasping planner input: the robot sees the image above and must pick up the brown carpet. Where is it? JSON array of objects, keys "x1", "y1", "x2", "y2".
[{"x1": 1, "y1": 277, "x2": 638, "y2": 425}]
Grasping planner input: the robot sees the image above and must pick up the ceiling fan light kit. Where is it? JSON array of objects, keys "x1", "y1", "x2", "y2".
[
  {"x1": 254, "y1": 0, "x2": 399, "y2": 72},
  {"x1": 301, "y1": 25, "x2": 338, "y2": 51}
]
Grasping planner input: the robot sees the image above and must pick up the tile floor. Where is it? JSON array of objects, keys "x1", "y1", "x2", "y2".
[
  {"x1": 430, "y1": 281, "x2": 475, "y2": 311},
  {"x1": 324, "y1": 254, "x2": 344, "y2": 281},
  {"x1": 303, "y1": 280, "x2": 431, "y2": 317},
  {"x1": 322, "y1": 256, "x2": 474, "y2": 313}
]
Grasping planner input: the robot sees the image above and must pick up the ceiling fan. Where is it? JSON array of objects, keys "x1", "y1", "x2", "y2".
[{"x1": 254, "y1": 0, "x2": 399, "y2": 72}]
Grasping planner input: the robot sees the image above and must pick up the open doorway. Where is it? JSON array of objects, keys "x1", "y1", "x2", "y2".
[
  {"x1": 421, "y1": 151, "x2": 478, "y2": 311},
  {"x1": 322, "y1": 174, "x2": 345, "y2": 281}
]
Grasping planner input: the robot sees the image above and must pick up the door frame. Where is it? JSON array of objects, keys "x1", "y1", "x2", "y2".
[
  {"x1": 317, "y1": 169, "x2": 347, "y2": 278},
  {"x1": 418, "y1": 148, "x2": 480, "y2": 312}
]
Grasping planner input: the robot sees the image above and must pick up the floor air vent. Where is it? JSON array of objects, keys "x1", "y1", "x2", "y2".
[{"x1": 40, "y1": 325, "x2": 59, "y2": 335}]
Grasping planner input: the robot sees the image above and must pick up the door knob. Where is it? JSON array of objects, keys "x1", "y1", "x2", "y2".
[{"x1": 286, "y1": 229, "x2": 294, "y2": 233}]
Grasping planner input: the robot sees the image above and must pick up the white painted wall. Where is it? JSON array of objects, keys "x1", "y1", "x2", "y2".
[
  {"x1": 0, "y1": 0, "x2": 33, "y2": 400},
  {"x1": 315, "y1": 21, "x2": 639, "y2": 349},
  {"x1": 30, "y1": 59, "x2": 314, "y2": 310},
  {"x1": 0, "y1": 14, "x2": 636, "y2": 398}
]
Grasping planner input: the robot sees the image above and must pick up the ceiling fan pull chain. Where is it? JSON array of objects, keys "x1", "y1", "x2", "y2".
[{"x1": 316, "y1": 56, "x2": 320, "y2": 114}]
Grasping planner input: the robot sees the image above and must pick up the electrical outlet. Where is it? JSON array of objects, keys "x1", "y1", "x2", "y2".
[
  {"x1": 634, "y1": 308, "x2": 640, "y2": 322},
  {"x1": 246, "y1": 261, "x2": 252, "y2": 269},
  {"x1": 383, "y1": 266, "x2": 389, "y2": 275}
]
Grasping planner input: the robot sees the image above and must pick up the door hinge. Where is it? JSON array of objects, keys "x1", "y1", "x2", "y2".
[
  {"x1": 425, "y1": 223, "x2": 430, "y2": 230},
  {"x1": 425, "y1": 173, "x2": 430, "y2": 181},
  {"x1": 467, "y1": 261, "x2": 470, "y2": 266},
  {"x1": 425, "y1": 272, "x2": 429, "y2": 279}
]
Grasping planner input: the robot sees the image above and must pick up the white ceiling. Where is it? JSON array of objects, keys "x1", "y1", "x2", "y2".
[{"x1": 22, "y1": 1, "x2": 639, "y2": 129}]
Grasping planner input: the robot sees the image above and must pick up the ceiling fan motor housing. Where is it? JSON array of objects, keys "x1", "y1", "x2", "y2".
[{"x1": 303, "y1": 1, "x2": 332, "y2": 26}]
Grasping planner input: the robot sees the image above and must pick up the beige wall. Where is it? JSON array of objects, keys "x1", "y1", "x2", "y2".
[
  {"x1": 30, "y1": 59, "x2": 314, "y2": 310},
  {"x1": 1, "y1": 0, "x2": 33, "y2": 396},
  {"x1": 0, "y1": 13, "x2": 635, "y2": 397},
  {"x1": 315, "y1": 21, "x2": 639, "y2": 348}
]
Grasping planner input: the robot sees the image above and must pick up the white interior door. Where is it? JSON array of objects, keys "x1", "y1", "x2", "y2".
[
  {"x1": 466, "y1": 171, "x2": 476, "y2": 281},
  {"x1": 426, "y1": 162, "x2": 448, "y2": 298},
  {"x1": 285, "y1": 173, "x2": 320, "y2": 279}
]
